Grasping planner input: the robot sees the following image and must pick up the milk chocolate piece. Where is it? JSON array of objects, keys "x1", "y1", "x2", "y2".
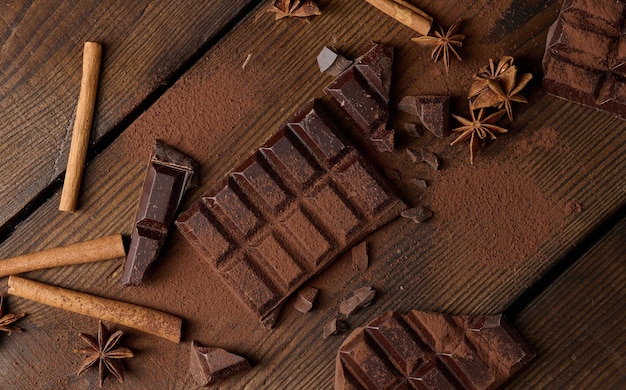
[
  {"x1": 293, "y1": 286, "x2": 319, "y2": 313},
  {"x1": 189, "y1": 341, "x2": 250, "y2": 386},
  {"x1": 335, "y1": 310, "x2": 535, "y2": 390},
  {"x1": 324, "y1": 318, "x2": 348, "y2": 339},
  {"x1": 122, "y1": 140, "x2": 197, "y2": 286},
  {"x1": 398, "y1": 96, "x2": 451, "y2": 138},
  {"x1": 176, "y1": 101, "x2": 406, "y2": 325},
  {"x1": 325, "y1": 43, "x2": 395, "y2": 152},
  {"x1": 339, "y1": 286, "x2": 376, "y2": 317},
  {"x1": 543, "y1": 0, "x2": 626, "y2": 118},
  {"x1": 350, "y1": 241, "x2": 369, "y2": 272},
  {"x1": 401, "y1": 206, "x2": 433, "y2": 223},
  {"x1": 318, "y1": 46, "x2": 353, "y2": 77}
]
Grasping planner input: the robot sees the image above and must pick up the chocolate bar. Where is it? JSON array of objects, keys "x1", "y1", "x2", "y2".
[
  {"x1": 325, "y1": 43, "x2": 395, "y2": 152},
  {"x1": 122, "y1": 140, "x2": 198, "y2": 286},
  {"x1": 189, "y1": 341, "x2": 250, "y2": 386},
  {"x1": 335, "y1": 310, "x2": 535, "y2": 390},
  {"x1": 176, "y1": 101, "x2": 406, "y2": 324},
  {"x1": 543, "y1": 0, "x2": 626, "y2": 118}
]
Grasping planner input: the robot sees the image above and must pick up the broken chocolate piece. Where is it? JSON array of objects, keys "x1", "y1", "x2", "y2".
[
  {"x1": 122, "y1": 140, "x2": 197, "y2": 286},
  {"x1": 404, "y1": 122, "x2": 423, "y2": 138},
  {"x1": 410, "y1": 178, "x2": 428, "y2": 188},
  {"x1": 176, "y1": 101, "x2": 406, "y2": 325},
  {"x1": 339, "y1": 286, "x2": 376, "y2": 317},
  {"x1": 318, "y1": 46, "x2": 353, "y2": 77},
  {"x1": 401, "y1": 206, "x2": 433, "y2": 223},
  {"x1": 189, "y1": 341, "x2": 250, "y2": 386},
  {"x1": 398, "y1": 95, "x2": 451, "y2": 138},
  {"x1": 350, "y1": 241, "x2": 368, "y2": 272},
  {"x1": 419, "y1": 148, "x2": 441, "y2": 170},
  {"x1": 293, "y1": 286, "x2": 319, "y2": 313},
  {"x1": 325, "y1": 43, "x2": 395, "y2": 152},
  {"x1": 323, "y1": 318, "x2": 348, "y2": 339},
  {"x1": 543, "y1": 0, "x2": 626, "y2": 118},
  {"x1": 335, "y1": 310, "x2": 535, "y2": 390}
]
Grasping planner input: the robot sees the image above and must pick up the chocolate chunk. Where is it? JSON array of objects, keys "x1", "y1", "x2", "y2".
[
  {"x1": 410, "y1": 178, "x2": 428, "y2": 188},
  {"x1": 418, "y1": 148, "x2": 441, "y2": 170},
  {"x1": 400, "y1": 206, "x2": 433, "y2": 223},
  {"x1": 405, "y1": 148, "x2": 419, "y2": 164},
  {"x1": 325, "y1": 43, "x2": 395, "y2": 152},
  {"x1": 318, "y1": 46, "x2": 353, "y2": 77},
  {"x1": 350, "y1": 241, "x2": 368, "y2": 272},
  {"x1": 398, "y1": 96, "x2": 451, "y2": 138},
  {"x1": 293, "y1": 286, "x2": 319, "y2": 313},
  {"x1": 176, "y1": 101, "x2": 406, "y2": 325},
  {"x1": 189, "y1": 341, "x2": 250, "y2": 386},
  {"x1": 339, "y1": 286, "x2": 376, "y2": 317},
  {"x1": 323, "y1": 318, "x2": 348, "y2": 339},
  {"x1": 542, "y1": 0, "x2": 626, "y2": 118},
  {"x1": 335, "y1": 310, "x2": 535, "y2": 390},
  {"x1": 404, "y1": 122, "x2": 423, "y2": 138},
  {"x1": 122, "y1": 140, "x2": 197, "y2": 286}
]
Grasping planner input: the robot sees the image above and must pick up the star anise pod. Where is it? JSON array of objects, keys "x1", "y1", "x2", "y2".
[
  {"x1": 412, "y1": 20, "x2": 465, "y2": 74},
  {"x1": 451, "y1": 108, "x2": 508, "y2": 164},
  {"x1": 268, "y1": 0, "x2": 321, "y2": 20},
  {"x1": 75, "y1": 321, "x2": 134, "y2": 388},
  {"x1": 470, "y1": 59, "x2": 533, "y2": 121},
  {"x1": 468, "y1": 56, "x2": 515, "y2": 101},
  {"x1": 0, "y1": 295, "x2": 25, "y2": 334}
]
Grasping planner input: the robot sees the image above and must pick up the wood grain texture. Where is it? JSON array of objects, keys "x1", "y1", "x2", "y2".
[
  {"x1": 508, "y1": 219, "x2": 626, "y2": 389},
  {"x1": 0, "y1": 0, "x2": 624, "y2": 388},
  {"x1": 0, "y1": 0, "x2": 256, "y2": 228}
]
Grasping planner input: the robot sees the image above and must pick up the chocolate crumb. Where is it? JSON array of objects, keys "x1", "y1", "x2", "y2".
[
  {"x1": 339, "y1": 286, "x2": 376, "y2": 317},
  {"x1": 317, "y1": 46, "x2": 353, "y2": 76},
  {"x1": 189, "y1": 341, "x2": 250, "y2": 386},
  {"x1": 565, "y1": 201, "x2": 583, "y2": 215},
  {"x1": 410, "y1": 178, "x2": 428, "y2": 188},
  {"x1": 323, "y1": 318, "x2": 348, "y2": 338},
  {"x1": 401, "y1": 206, "x2": 433, "y2": 223},
  {"x1": 350, "y1": 241, "x2": 369, "y2": 272},
  {"x1": 405, "y1": 148, "x2": 418, "y2": 164},
  {"x1": 293, "y1": 286, "x2": 319, "y2": 313},
  {"x1": 404, "y1": 122, "x2": 423, "y2": 137},
  {"x1": 419, "y1": 148, "x2": 440, "y2": 170}
]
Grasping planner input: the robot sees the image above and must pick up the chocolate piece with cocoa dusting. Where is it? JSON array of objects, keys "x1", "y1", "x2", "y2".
[
  {"x1": 350, "y1": 241, "x2": 369, "y2": 272},
  {"x1": 317, "y1": 46, "x2": 353, "y2": 77},
  {"x1": 293, "y1": 286, "x2": 319, "y2": 313},
  {"x1": 398, "y1": 95, "x2": 451, "y2": 138},
  {"x1": 323, "y1": 318, "x2": 348, "y2": 339},
  {"x1": 189, "y1": 341, "x2": 250, "y2": 386},
  {"x1": 339, "y1": 286, "x2": 376, "y2": 317},
  {"x1": 335, "y1": 310, "x2": 535, "y2": 390},
  {"x1": 543, "y1": 0, "x2": 626, "y2": 119},
  {"x1": 401, "y1": 206, "x2": 433, "y2": 223}
]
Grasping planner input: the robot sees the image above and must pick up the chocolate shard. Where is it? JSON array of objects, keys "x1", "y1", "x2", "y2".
[
  {"x1": 122, "y1": 140, "x2": 197, "y2": 286},
  {"x1": 335, "y1": 310, "x2": 535, "y2": 390},
  {"x1": 419, "y1": 148, "x2": 441, "y2": 170},
  {"x1": 318, "y1": 46, "x2": 353, "y2": 77},
  {"x1": 323, "y1": 318, "x2": 348, "y2": 339},
  {"x1": 404, "y1": 122, "x2": 423, "y2": 138},
  {"x1": 325, "y1": 43, "x2": 395, "y2": 152},
  {"x1": 189, "y1": 341, "x2": 250, "y2": 386},
  {"x1": 350, "y1": 241, "x2": 369, "y2": 272},
  {"x1": 339, "y1": 286, "x2": 376, "y2": 317},
  {"x1": 398, "y1": 96, "x2": 451, "y2": 138},
  {"x1": 176, "y1": 101, "x2": 406, "y2": 325},
  {"x1": 542, "y1": 0, "x2": 626, "y2": 118},
  {"x1": 262, "y1": 303, "x2": 284, "y2": 330},
  {"x1": 293, "y1": 286, "x2": 319, "y2": 313},
  {"x1": 410, "y1": 178, "x2": 428, "y2": 188},
  {"x1": 400, "y1": 206, "x2": 433, "y2": 223}
]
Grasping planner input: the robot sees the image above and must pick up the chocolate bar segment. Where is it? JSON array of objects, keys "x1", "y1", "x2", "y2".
[
  {"x1": 542, "y1": 0, "x2": 626, "y2": 118},
  {"x1": 176, "y1": 101, "x2": 406, "y2": 324},
  {"x1": 189, "y1": 341, "x2": 250, "y2": 386},
  {"x1": 335, "y1": 310, "x2": 535, "y2": 390},
  {"x1": 122, "y1": 140, "x2": 198, "y2": 286},
  {"x1": 325, "y1": 43, "x2": 395, "y2": 152}
]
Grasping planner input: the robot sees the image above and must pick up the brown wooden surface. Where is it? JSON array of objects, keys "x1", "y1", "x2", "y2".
[
  {"x1": 0, "y1": 0, "x2": 256, "y2": 230},
  {"x1": 0, "y1": 0, "x2": 625, "y2": 388}
]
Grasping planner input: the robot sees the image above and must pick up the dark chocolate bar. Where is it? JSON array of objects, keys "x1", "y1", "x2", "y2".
[
  {"x1": 189, "y1": 341, "x2": 250, "y2": 386},
  {"x1": 335, "y1": 310, "x2": 535, "y2": 390},
  {"x1": 325, "y1": 43, "x2": 395, "y2": 152},
  {"x1": 176, "y1": 101, "x2": 406, "y2": 324},
  {"x1": 543, "y1": 0, "x2": 626, "y2": 118},
  {"x1": 122, "y1": 140, "x2": 198, "y2": 286}
]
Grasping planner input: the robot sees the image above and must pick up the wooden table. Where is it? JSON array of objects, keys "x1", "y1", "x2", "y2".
[{"x1": 0, "y1": 0, "x2": 624, "y2": 388}]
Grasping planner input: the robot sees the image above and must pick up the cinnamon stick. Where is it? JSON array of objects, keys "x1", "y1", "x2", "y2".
[
  {"x1": 7, "y1": 276, "x2": 182, "y2": 343},
  {"x1": 0, "y1": 235, "x2": 125, "y2": 277},
  {"x1": 364, "y1": 0, "x2": 433, "y2": 36},
  {"x1": 59, "y1": 42, "x2": 103, "y2": 212}
]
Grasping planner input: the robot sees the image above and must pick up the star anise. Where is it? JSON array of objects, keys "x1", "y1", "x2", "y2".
[
  {"x1": 451, "y1": 108, "x2": 508, "y2": 164},
  {"x1": 470, "y1": 58, "x2": 533, "y2": 121},
  {"x1": 412, "y1": 20, "x2": 465, "y2": 74},
  {"x1": 0, "y1": 295, "x2": 25, "y2": 334},
  {"x1": 75, "y1": 321, "x2": 133, "y2": 388},
  {"x1": 468, "y1": 56, "x2": 515, "y2": 101},
  {"x1": 268, "y1": 0, "x2": 321, "y2": 20}
]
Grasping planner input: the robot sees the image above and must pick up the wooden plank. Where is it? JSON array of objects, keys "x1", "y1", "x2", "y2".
[
  {"x1": 508, "y1": 219, "x2": 626, "y2": 389},
  {"x1": 0, "y1": 0, "x2": 625, "y2": 388},
  {"x1": 0, "y1": 0, "x2": 257, "y2": 230}
]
